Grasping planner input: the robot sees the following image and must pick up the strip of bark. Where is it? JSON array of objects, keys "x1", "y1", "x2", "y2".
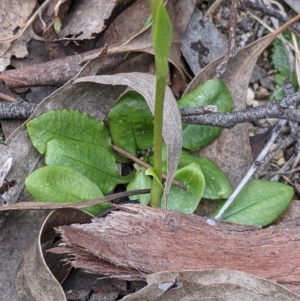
[
  {"x1": 1, "y1": 49, "x2": 140, "y2": 89},
  {"x1": 50, "y1": 204, "x2": 300, "y2": 295}
]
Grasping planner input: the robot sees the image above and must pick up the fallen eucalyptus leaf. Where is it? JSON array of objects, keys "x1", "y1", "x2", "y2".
[
  {"x1": 99, "y1": 0, "x2": 187, "y2": 93},
  {"x1": 74, "y1": 72, "x2": 182, "y2": 202},
  {"x1": 25, "y1": 165, "x2": 109, "y2": 215},
  {"x1": 16, "y1": 209, "x2": 93, "y2": 301},
  {"x1": 0, "y1": 54, "x2": 127, "y2": 300},
  {"x1": 122, "y1": 270, "x2": 300, "y2": 300},
  {"x1": 58, "y1": 0, "x2": 118, "y2": 40}
]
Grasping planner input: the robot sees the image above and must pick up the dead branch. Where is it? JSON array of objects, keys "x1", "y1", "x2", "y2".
[
  {"x1": 1, "y1": 49, "x2": 141, "y2": 89},
  {"x1": 181, "y1": 92, "x2": 300, "y2": 127},
  {"x1": 50, "y1": 204, "x2": 300, "y2": 295},
  {"x1": 241, "y1": 0, "x2": 300, "y2": 33}
]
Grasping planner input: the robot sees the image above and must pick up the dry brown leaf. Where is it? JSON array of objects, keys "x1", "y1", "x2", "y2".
[
  {"x1": 185, "y1": 14, "x2": 300, "y2": 188},
  {"x1": 122, "y1": 270, "x2": 300, "y2": 300},
  {"x1": 75, "y1": 73, "x2": 182, "y2": 201},
  {"x1": 0, "y1": 0, "x2": 37, "y2": 69},
  {"x1": 58, "y1": 0, "x2": 118, "y2": 40},
  {"x1": 97, "y1": 0, "x2": 190, "y2": 93},
  {"x1": 16, "y1": 209, "x2": 93, "y2": 301},
  {"x1": 0, "y1": 55, "x2": 127, "y2": 299}
]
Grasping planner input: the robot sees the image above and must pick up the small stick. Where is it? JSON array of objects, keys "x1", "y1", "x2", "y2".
[
  {"x1": 241, "y1": 0, "x2": 300, "y2": 33},
  {"x1": 0, "y1": 189, "x2": 150, "y2": 211},
  {"x1": 111, "y1": 144, "x2": 187, "y2": 191},
  {"x1": 215, "y1": 0, "x2": 238, "y2": 77},
  {"x1": 0, "y1": 101, "x2": 37, "y2": 119}
]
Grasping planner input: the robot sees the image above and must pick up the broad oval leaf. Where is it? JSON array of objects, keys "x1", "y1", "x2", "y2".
[
  {"x1": 25, "y1": 166, "x2": 109, "y2": 215},
  {"x1": 177, "y1": 79, "x2": 234, "y2": 151},
  {"x1": 26, "y1": 110, "x2": 111, "y2": 155},
  {"x1": 108, "y1": 91, "x2": 154, "y2": 156},
  {"x1": 220, "y1": 180, "x2": 294, "y2": 227},
  {"x1": 45, "y1": 139, "x2": 133, "y2": 195},
  {"x1": 177, "y1": 151, "x2": 232, "y2": 200},
  {"x1": 164, "y1": 163, "x2": 205, "y2": 213},
  {"x1": 127, "y1": 167, "x2": 152, "y2": 205},
  {"x1": 148, "y1": 147, "x2": 232, "y2": 200}
]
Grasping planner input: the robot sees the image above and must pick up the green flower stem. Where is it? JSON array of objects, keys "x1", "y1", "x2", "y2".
[
  {"x1": 150, "y1": 78, "x2": 165, "y2": 207},
  {"x1": 149, "y1": 0, "x2": 172, "y2": 207}
]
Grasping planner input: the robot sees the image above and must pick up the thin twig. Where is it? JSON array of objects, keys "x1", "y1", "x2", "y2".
[
  {"x1": 181, "y1": 92, "x2": 300, "y2": 127},
  {"x1": 215, "y1": 0, "x2": 238, "y2": 77},
  {"x1": 241, "y1": 0, "x2": 300, "y2": 33},
  {"x1": 0, "y1": 189, "x2": 150, "y2": 211}
]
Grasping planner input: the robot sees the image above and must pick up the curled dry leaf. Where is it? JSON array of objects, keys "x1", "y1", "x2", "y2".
[
  {"x1": 16, "y1": 209, "x2": 93, "y2": 301},
  {"x1": 58, "y1": 0, "x2": 118, "y2": 40},
  {"x1": 75, "y1": 72, "x2": 182, "y2": 201},
  {"x1": 122, "y1": 270, "x2": 300, "y2": 300},
  {"x1": 98, "y1": 0, "x2": 190, "y2": 93},
  {"x1": 184, "y1": 15, "x2": 300, "y2": 188},
  {"x1": 0, "y1": 0, "x2": 37, "y2": 69},
  {"x1": 0, "y1": 56, "x2": 127, "y2": 299}
]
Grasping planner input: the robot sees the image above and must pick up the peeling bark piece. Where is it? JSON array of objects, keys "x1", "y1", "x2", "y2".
[
  {"x1": 52, "y1": 204, "x2": 300, "y2": 295},
  {"x1": 2, "y1": 49, "x2": 140, "y2": 89}
]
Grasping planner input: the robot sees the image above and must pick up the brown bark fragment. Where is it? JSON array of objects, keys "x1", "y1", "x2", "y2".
[
  {"x1": 2, "y1": 50, "x2": 140, "y2": 89},
  {"x1": 51, "y1": 204, "x2": 300, "y2": 295}
]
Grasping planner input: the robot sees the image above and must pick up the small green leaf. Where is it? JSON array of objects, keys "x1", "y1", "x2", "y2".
[
  {"x1": 108, "y1": 91, "x2": 154, "y2": 156},
  {"x1": 178, "y1": 79, "x2": 234, "y2": 151},
  {"x1": 45, "y1": 138, "x2": 133, "y2": 195},
  {"x1": 164, "y1": 163, "x2": 205, "y2": 213},
  {"x1": 178, "y1": 152, "x2": 232, "y2": 199},
  {"x1": 151, "y1": 0, "x2": 173, "y2": 80},
  {"x1": 219, "y1": 180, "x2": 294, "y2": 227},
  {"x1": 145, "y1": 167, "x2": 164, "y2": 190},
  {"x1": 147, "y1": 147, "x2": 232, "y2": 199},
  {"x1": 25, "y1": 166, "x2": 109, "y2": 215},
  {"x1": 127, "y1": 167, "x2": 152, "y2": 205},
  {"x1": 26, "y1": 110, "x2": 111, "y2": 155}
]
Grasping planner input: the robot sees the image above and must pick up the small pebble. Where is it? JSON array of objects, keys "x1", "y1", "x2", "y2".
[
  {"x1": 246, "y1": 88, "x2": 255, "y2": 106},
  {"x1": 277, "y1": 157, "x2": 285, "y2": 167}
]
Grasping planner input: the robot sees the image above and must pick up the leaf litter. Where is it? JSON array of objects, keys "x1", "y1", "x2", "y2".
[{"x1": 1, "y1": 1, "x2": 300, "y2": 300}]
